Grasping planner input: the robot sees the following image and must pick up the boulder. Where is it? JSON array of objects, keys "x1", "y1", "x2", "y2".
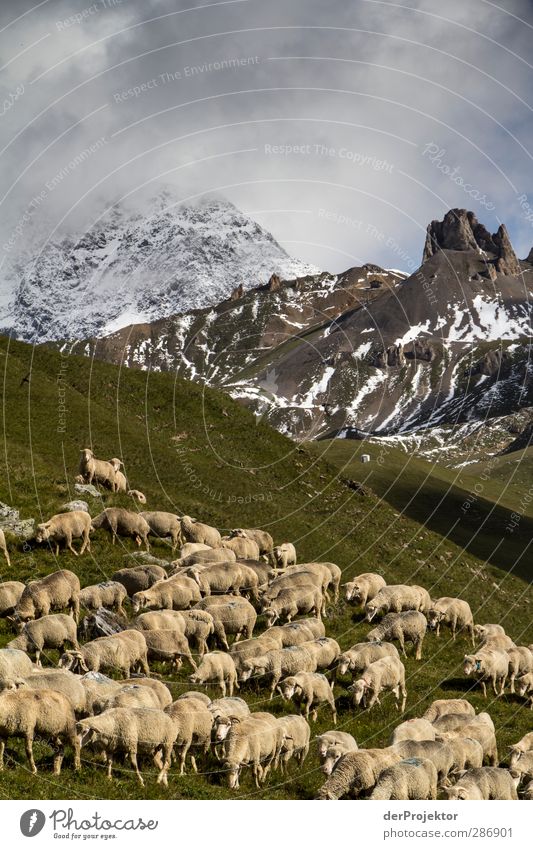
[
  {"x1": 74, "y1": 483, "x2": 102, "y2": 498},
  {"x1": 60, "y1": 500, "x2": 89, "y2": 513}
]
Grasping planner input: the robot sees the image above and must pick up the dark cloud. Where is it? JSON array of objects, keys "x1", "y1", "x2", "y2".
[{"x1": 1, "y1": 0, "x2": 532, "y2": 291}]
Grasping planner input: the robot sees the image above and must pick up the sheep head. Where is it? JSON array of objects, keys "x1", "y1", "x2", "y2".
[
  {"x1": 349, "y1": 678, "x2": 369, "y2": 706},
  {"x1": 263, "y1": 607, "x2": 278, "y2": 627},
  {"x1": 365, "y1": 602, "x2": 378, "y2": 622},
  {"x1": 35, "y1": 523, "x2": 51, "y2": 543},
  {"x1": 427, "y1": 609, "x2": 445, "y2": 629}
]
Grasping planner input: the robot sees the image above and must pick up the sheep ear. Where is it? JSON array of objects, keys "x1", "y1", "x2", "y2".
[{"x1": 228, "y1": 716, "x2": 241, "y2": 725}]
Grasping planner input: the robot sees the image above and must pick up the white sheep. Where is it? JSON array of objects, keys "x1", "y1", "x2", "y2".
[
  {"x1": 180, "y1": 516, "x2": 221, "y2": 548},
  {"x1": 474, "y1": 623, "x2": 506, "y2": 641},
  {"x1": 14, "y1": 569, "x2": 80, "y2": 623},
  {"x1": 343, "y1": 572, "x2": 386, "y2": 607},
  {"x1": 35, "y1": 510, "x2": 91, "y2": 557},
  {"x1": 230, "y1": 528, "x2": 273, "y2": 557},
  {"x1": 0, "y1": 688, "x2": 80, "y2": 774},
  {"x1": 316, "y1": 748, "x2": 401, "y2": 799},
  {"x1": 127, "y1": 489, "x2": 147, "y2": 504},
  {"x1": 103, "y1": 684, "x2": 162, "y2": 711},
  {"x1": 80, "y1": 581, "x2": 127, "y2": 616},
  {"x1": 193, "y1": 596, "x2": 257, "y2": 649},
  {"x1": 221, "y1": 535, "x2": 260, "y2": 560},
  {"x1": 112, "y1": 564, "x2": 167, "y2": 597},
  {"x1": 389, "y1": 718, "x2": 436, "y2": 745},
  {"x1": 515, "y1": 672, "x2": 533, "y2": 708},
  {"x1": 143, "y1": 629, "x2": 197, "y2": 671},
  {"x1": 8, "y1": 613, "x2": 79, "y2": 665},
  {"x1": 337, "y1": 641, "x2": 400, "y2": 679},
  {"x1": 189, "y1": 651, "x2": 239, "y2": 696},
  {"x1": 366, "y1": 611, "x2": 427, "y2": 660},
  {"x1": 422, "y1": 698, "x2": 475, "y2": 723},
  {"x1": 109, "y1": 458, "x2": 127, "y2": 492},
  {"x1": 140, "y1": 511, "x2": 182, "y2": 551},
  {"x1": 187, "y1": 561, "x2": 248, "y2": 598},
  {"x1": 222, "y1": 711, "x2": 282, "y2": 789},
  {"x1": 304, "y1": 637, "x2": 340, "y2": 670},
  {"x1": 170, "y1": 548, "x2": 237, "y2": 572},
  {"x1": 0, "y1": 648, "x2": 34, "y2": 689},
  {"x1": 179, "y1": 543, "x2": 211, "y2": 558},
  {"x1": 0, "y1": 581, "x2": 25, "y2": 617},
  {"x1": 277, "y1": 714, "x2": 310, "y2": 772},
  {"x1": 394, "y1": 739, "x2": 454, "y2": 783},
  {"x1": 0, "y1": 529, "x2": 10, "y2": 567},
  {"x1": 365, "y1": 584, "x2": 427, "y2": 621},
  {"x1": 273, "y1": 542, "x2": 297, "y2": 571},
  {"x1": 78, "y1": 448, "x2": 117, "y2": 490},
  {"x1": 278, "y1": 671, "x2": 337, "y2": 722},
  {"x1": 77, "y1": 706, "x2": 177, "y2": 785},
  {"x1": 509, "y1": 750, "x2": 533, "y2": 785},
  {"x1": 436, "y1": 724, "x2": 499, "y2": 767},
  {"x1": 264, "y1": 618, "x2": 326, "y2": 647},
  {"x1": 319, "y1": 738, "x2": 359, "y2": 775},
  {"x1": 59, "y1": 630, "x2": 149, "y2": 678},
  {"x1": 427, "y1": 597, "x2": 475, "y2": 645},
  {"x1": 316, "y1": 730, "x2": 358, "y2": 763},
  {"x1": 165, "y1": 696, "x2": 213, "y2": 774},
  {"x1": 262, "y1": 585, "x2": 324, "y2": 626},
  {"x1": 370, "y1": 757, "x2": 438, "y2": 800},
  {"x1": 350, "y1": 655, "x2": 407, "y2": 713},
  {"x1": 91, "y1": 508, "x2": 151, "y2": 549},
  {"x1": 241, "y1": 645, "x2": 318, "y2": 699},
  {"x1": 444, "y1": 767, "x2": 519, "y2": 800},
  {"x1": 507, "y1": 646, "x2": 533, "y2": 693},
  {"x1": 463, "y1": 650, "x2": 509, "y2": 697},
  {"x1": 132, "y1": 575, "x2": 202, "y2": 613},
  {"x1": 445, "y1": 737, "x2": 484, "y2": 772},
  {"x1": 509, "y1": 731, "x2": 533, "y2": 762}
]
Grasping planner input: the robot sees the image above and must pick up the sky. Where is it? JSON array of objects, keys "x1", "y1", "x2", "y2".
[{"x1": 0, "y1": 0, "x2": 532, "y2": 281}]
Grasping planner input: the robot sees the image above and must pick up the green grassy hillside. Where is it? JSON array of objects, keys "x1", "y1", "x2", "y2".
[{"x1": 1, "y1": 336, "x2": 532, "y2": 800}]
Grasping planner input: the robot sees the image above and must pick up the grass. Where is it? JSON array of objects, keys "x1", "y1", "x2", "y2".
[{"x1": 0, "y1": 335, "x2": 532, "y2": 800}]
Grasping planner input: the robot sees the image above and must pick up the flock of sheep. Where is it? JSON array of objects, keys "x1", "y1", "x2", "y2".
[{"x1": 0, "y1": 447, "x2": 532, "y2": 799}]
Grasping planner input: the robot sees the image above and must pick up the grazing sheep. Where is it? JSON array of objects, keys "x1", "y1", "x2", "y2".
[
  {"x1": 179, "y1": 543, "x2": 211, "y2": 558},
  {"x1": 474, "y1": 623, "x2": 506, "y2": 641},
  {"x1": 350, "y1": 655, "x2": 407, "y2": 713},
  {"x1": 507, "y1": 646, "x2": 533, "y2": 693},
  {"x1": 422, "y1": 698, "x2": 476, "y2": 723},
  {"x1": 278, "y1": 671, "x2": 336, "y2": 722},
  {"x1": 180, "y1": 516, "x2": 221, "y2": 548},
  {"x1": 395, "y1": 739, "x2": 454, "y2": 782},
  {"x1": 14, "y1": 569, "x2": 80, "y2": 623},
  {"x1": 135, "y1": 610, "x2": 186, "y2": 632},
  {"x1": 344, "y1": 573, "x2": 386, "y2": 607},
  {"x1": 8, "y1": 614, "x2": 79, "y2": 666},
  {"x1": 432, "y1": 711, "x2": 495, "y2": 734},
  {"x1": 509, "y1": 731, "x2": 533, "y2": 761},
  {"x1": 389, "y1": 718, "x2": 436, "y2": 745},
  {"x1": 320, "y1": 739, "x2": 359, "y2": 775},
  {"x1": 77, "y1": 707, "x2": 177, "y2": 785},
  {"x1": 186, "y1": 561, "x2": 246, "y2": 597},
  {"x1": 509, "y1": 751, "x2": 533, "y2": 785},
  {"x1": 337, "y1": 641, "x2": 400, "y2": 679},
  {"x1": 365, "y1": 585, "x2": 427, "y2": 622},
  {"x1": 140, "y1": 511, "x2": 182, "y2": 551},
  {"x1": 274, "y1": 562, "x2": 332, "y2": 601},
  {"x1": 476, "y1": 634, "x2": 516, "y2": 652},
  {"x1": 35, "y1": 511, "x2": 91, "y2": 557},
  {"x1": 317, "y1": 748, "x2": 401, "y2": 799},
  {"x1": 178, "y1": 691, "x2": 211, "y2": 705},
  {"x1": 277, "y1": 714, "x2": 310, "y2": 772},
  {"x1": 91, "y1": 508, "x2": 151, "y2": 549},
  {"x1": 179, "y1": 610, "x2": 215, "y2": 658},
  {"x1": 436, "y1": 725, "x2": 499, "y2": 767},
  {"x1": 0, "y1": 581, "x2": 25, "y2": 617},
  {"x1": 370, "y1": 758, "x2": 438, "y2": 800},
  {"x1": 80, "y1": 581, "x2": 127, "y2": 616},
  {"x1": 209, "y1": 696, "x2": 250, "y2": 720},
  {"x1": 221, "y1": 535, "x2": 260, "y2": 561},
  {"x1": 241, "y1": 646, "x2": 318, "y2": 700},
  {"x1": 132, "y1": 575, "x2": 202, "y2": 613},
  {"x1": 190, "y1": 651, "x2": 238, "y2": 696},
  {"x1": 262, "y1": 585, "x2": 324, "y2": 626},
  {"x1": 109, "y1": 459, "x2": 127, "y2": 492},
  {"x1": 230, "y1": 635, "x2": 282, "y2": 679},
  {"x1": 304, "y1": 637, "x2": 341, "y2": 670},
  {"x1": 127, "y1": 489, "x2": 147, "y2": 504},
  {"x1": 103, "y1": 684, "x2": 162, "y2": 711},
  {"x1": 265, "y1": 618, "x2": 326, "y2": 647},
  {"x1": 237, "y1": 559, "x2": 274, "y2": 591},
  {"x1": 427, "y1": 597, "x2": 475, "y2": 645},
  {"x1": 515, "y1": 672, "x2": 533, "y2": 708},
  {"x1": 193, "y1": 596, "x2": 257, "y2": 649},
  {"x1": 6, "y1": 668, "x2": 86, "y2": 713},
  {"x1": 463, "y1": 650, "x2": 509, "y2": 697},
  {"x1": 143, "y1": 629, "x2": 197, "y2": 671},
  {"x1": 445, "y1": 737, "x2": 485, "y2": 773},
  {"x1": 444, "y1": 767, "x2": 519, "y2": 800},
  {"x1": 59, "y1": 630, "x2": 149, "y2": 678},
  {"x1": 124, "y1": 677, "x2": 172, "y2": 709},
  {"x1": 112, "y1": 564, "x2": 167, "y2": 596},
  {"x1": 0, "y1": 648, "x2": 34, "y2": 689},
  {"x1": 78, "y1": 449, "x2": 117, "y2": 490},
  {"x1": 0, "y1": 688, "x2": 80, "y2": 774},
  {"x1": 170, "y1": 549, "x2": 237, "y2": 572},
  {"x1": 79, "y1": 672, "x2": 124, "y2": 716},
  {"x1": 273, "y1": 542, "x2": 296, "y2": 571},
  {"x1": 222, "y1": 712, "x2": 282, "y2": 789},
  {"x1": 230, "y1": 528, "x2": 274, "y2": 557},
  {"x1": 165, "y1": 697, "x2": 213, "y2": 774},
  {"x1": 0, "y1": 530, "x2": 10, "y2": 568},
  {"x1": 366, "y1": 611, "x2": 427, "y2": 660},
  {"x1": 316, "y1": 731, "x2": 358, "y2": 763}
]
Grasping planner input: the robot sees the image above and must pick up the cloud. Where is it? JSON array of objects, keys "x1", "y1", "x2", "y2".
[{"x1": 0, "y1": 0, "x2": 532, "y2": 288}]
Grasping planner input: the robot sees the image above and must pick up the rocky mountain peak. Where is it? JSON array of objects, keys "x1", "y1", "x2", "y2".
[{"x1": 422, "y1": 209, "x2": 520, "y2": 276}]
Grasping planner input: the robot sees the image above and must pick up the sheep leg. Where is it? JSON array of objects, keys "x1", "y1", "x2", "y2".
[
  {"x1": 0, "y1": 740, "x2": 4, "y2": 770},
  {"x1": 481, "y1": 680, "x2": 487, "y2": 698},
  {"x1": 129, "y1": 751, "x2": 144, "y2": 786},
  {"x1": 35, "y1": 649, "x2": 41, "y2": 667},
  {"x1": 186, "y1": 651, "x2": 197, "y2": 672},
  {"x1": 55, "y1": 543, "x2": 60, "y2": 557},
  {"x1": 53, "y1": 740, "x2": 65, "y2": 776},
  {"x1": 25, "y1": 736, "x2": 37, "y2": 774},
  {"x1": 219, "y1": 676, "x2": 226, "y2": 697},
  {"x1": 179, "y1": 742, "x2": 191, "y2": 775},
  {"x1": 510, "y1": 674, "x2": 515, "y2": 694},
  {"x1": 415, "y1": 639, "x2": 422, "y2": 661},
  {"x1": 330, "y1": 700, "x2": 337, "y2": 725},
  {"x1": 66, "y1": 533, "x2": 79, "y2": 557},
  {"x1": 500, "y1": 675, "x2": 507, "y2": 696},
  {"x1": 398, "y1": 635, "x2": 406, "y2": 657},
  {"x1": 107, "y1": 754, "x2": 114, "y2": 780}
]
